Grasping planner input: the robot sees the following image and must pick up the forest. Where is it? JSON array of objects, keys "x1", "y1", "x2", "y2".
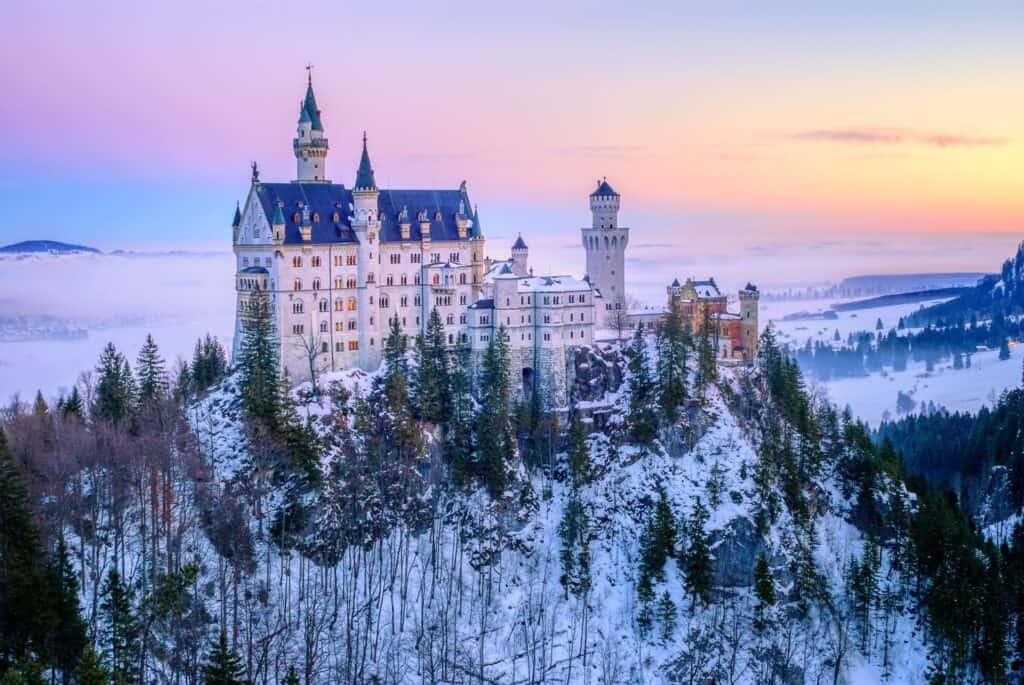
[{"x1": 2, "y1": 289, "x2": 1024, "y2": 682}]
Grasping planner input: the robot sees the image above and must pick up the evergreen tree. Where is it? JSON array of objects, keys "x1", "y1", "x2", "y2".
[
  {"x1": 135, "y1": 334, "x2": 168, "y2": 406},
  {"x1": 31, "y1": 392, "x2": 47, "y2": 418},
  {"x1": 445, "y1": 349, "x2": 475, "y2": 484},
  {"x1": 94, "y1": 343, "x2": 134, "y2": 423},
  {"x1": 476, "y1": 327, "x2": 515, "y2": 496},
  {"x1": 566, "y1": 411, "x2": 590, "y2": 486},
  {"x1": 680, "y1": 497, "x2": 713, "y2": 606},
  {"x1": 413, "y1": 309, "x2": 451, "y2": 423},
  {"x1": 999, "y1": 337, "x2": 1011, "y2": 361},
  {"x1": 237, "y1": 286, "x2": 280, "y2": 425},
  {"x1": 656, "y1": 591, "x2": 677, "y2": 645},
  {"x1": 639, "y1": 488, "x2": 676, "y2": 583},
  {"x1": 191, "y1": 334, "x2": 228, "y2": 394},
  {"x1": 694, "y1": 310, "x2": 717, "y2": 399},
  {"x1": 626, "y1": 325, "x2": 658, "y2": 445},
  {"x1": 99, "y1": 566, "x2": 139, "y2": 684},
  {"x1": 656, "y1": 298, "x2": 688, "y2": 423},
  {"x1": 753, "y1": 553, "x2": 775, "y2": 631},
  {"x1": 0, "y1": 430, "x2": 49, "y2": 670},
  {"x1": 558, "y1": 494, "x2": 591, "y2": 597},
  {"x1": 45, "y1": 537, "x2": 86, "y2": 683},
  {"x1": 200, "y1": 631, "x2": 245, "y2": 685},
  {"x1": 281, "y1": 665, "x2": 300, "y2": 685},
  {"x1": 74, "y1": 646, "x2": 108, "y2": 685},
  {"x1": 58, "y1": 387, "x2": 83, "y2": 420}
]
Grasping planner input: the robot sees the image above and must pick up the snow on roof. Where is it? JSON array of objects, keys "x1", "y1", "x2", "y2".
[{"x1": 516, "y1": 274, "x2": 592, "y2": 293}]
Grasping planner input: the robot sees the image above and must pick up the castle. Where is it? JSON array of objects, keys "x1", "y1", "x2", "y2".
[{"x1": 231, "y1": 73, "x2": 758, "y2": 406}]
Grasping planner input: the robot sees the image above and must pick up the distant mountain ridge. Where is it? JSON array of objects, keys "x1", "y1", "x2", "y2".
[
  {"x1": 0, "y1": 240, "x2": 101, "y2": 254},
  {"x1": 908, "y1": 241, "x2": 1024, "y2": 326}
]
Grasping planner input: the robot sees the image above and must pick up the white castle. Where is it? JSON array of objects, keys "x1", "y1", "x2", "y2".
[{"x1": 231, "y1": 73, "x2": 637, "y2": 406}]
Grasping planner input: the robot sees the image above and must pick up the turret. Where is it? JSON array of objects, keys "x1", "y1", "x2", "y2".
[
  {"x1": 581, "y1": 178, "x2": 629, "y2": 317},
  {"x1": 271, "y1": 202, "x2": 285, "y2": 244},
  {"x1": 351, "y1": 132, "x2": 380, "y2": 370},
  {"x1": 510, "y1": 234, "x2": 528, "y2": 276},
  {"x1": 293, "y1": 71, "x2": 329, "y2": 182},
  {"x1": 231, "y1": 201, "x2": 241, "y2": 243},
  {"x1": 739, "y1": 283, "x2": 760, "y2": 361}
]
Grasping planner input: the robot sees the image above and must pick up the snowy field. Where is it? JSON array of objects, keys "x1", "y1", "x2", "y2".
[
  {"x1": 819, "y1": 342, "x2": 1023, "y2": 426},
  {"x1": 0, "y1": 252, "x2": 235, "y2": 402}
]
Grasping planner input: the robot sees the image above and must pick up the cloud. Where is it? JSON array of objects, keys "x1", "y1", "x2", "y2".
[{"x1": 792, "y1": 127, "x2": 1008, "y2": 148}]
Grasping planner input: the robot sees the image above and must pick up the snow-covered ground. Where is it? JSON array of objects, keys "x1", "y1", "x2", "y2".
[{"x1": 819, "y1": 342, "x2": 1023, "y2": 426}]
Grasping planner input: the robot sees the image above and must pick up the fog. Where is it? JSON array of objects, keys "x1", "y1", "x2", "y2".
[{"x1": 0, "y1": 228, "x2": 1016, "y2": 401}]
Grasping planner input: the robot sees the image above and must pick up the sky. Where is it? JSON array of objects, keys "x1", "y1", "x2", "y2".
[{"x1": 1, "y1": 1, "x2": 1023, "y2": 279}]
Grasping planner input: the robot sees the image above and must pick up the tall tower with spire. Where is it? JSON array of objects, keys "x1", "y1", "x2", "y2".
[
  {"x1": 351, "y1": 132, "x2": 381, "y2": 368},
  {"x1": 581, "y1": 179, "x2": 629, "y2": 315},
  {"x1": 293, "y1": 69, "x2": 329, "y2": 182}
]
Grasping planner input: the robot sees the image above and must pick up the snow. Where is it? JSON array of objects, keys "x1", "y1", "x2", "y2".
[{"x1": 820, "y1": 343, "x2": 1024, "y2": 426}]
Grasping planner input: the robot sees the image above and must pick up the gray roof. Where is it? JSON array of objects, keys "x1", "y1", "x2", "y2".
[
  {"x1": 300, "y1": 77, "x2": 324, "y2": 131},
  {"x1": 241, "y1": 265, "x2": 268, "y2": 274},
  {"x1": 469, "y1": 298, "x2": 494, "y2": 310},
  {"x1": 590, "y1": 179, "x2": 619, "y2": 197},
  {"x1": 253, "y1": 181, "x2": 480, "y2": 245},
  {"x1": 354, "y1": 133, "x2": 376, "y2": 190}
]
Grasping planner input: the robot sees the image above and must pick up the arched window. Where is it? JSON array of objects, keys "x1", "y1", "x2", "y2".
[
  {"x1": 319, "y1": 321, "x2": 328, "y2": 333},
  {"x1": 346, "y1": 278, "x2": 356, "y2": 289},
  {"x1": 292, "y1": 256, "x2": 302, "y2": 268},
  {"x1": 319, "y1": 299, "x2": 328, "y2": 312},
  {"x1": 347, "y1": 297, "x2": 357, "y2": 311},
  {"x1": 293, "y1": 279, "x2": 302, "y2": 291},
  {"x1": 459, "y1": 273, "x2": 467, "y2": 284},
  {"x1": 432, "y1": 273, "x2": 440, "y2": 285},
  {"x1": 334, "y1": 299, "x2": 344, "y2": 312},
  {"x1": 312, "y1": 212, "x2": 320, "y2": 223},
  {"x1": 312, "y1": 278, "x2": 321, "y2": 290},
  {"x1": 293, "y1": 212, "x2": 301, "y2": 223},
  {"x1": 292, "y1": 301, "x2": 303, "y2": 314}
]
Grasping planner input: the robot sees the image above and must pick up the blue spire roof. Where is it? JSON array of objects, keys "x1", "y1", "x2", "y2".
[
  {"x1": 354, "y1": 132, "x2": 377, "y2": 190},
  {"x1": 512, "y1": 234, "x2": 528, "y2": 250},
  {"x1": 299, "y1": 74, "x2": 324, "y2": 131},
  {"x1": 271, "y1": 202, "x2": 285, "y2": 225},
  {"x1": 590, "y1": 178, "x2": 619, "y2": 197},
  {"x1": 232, "y1": 202, "x2": 241, "y2": 227}
]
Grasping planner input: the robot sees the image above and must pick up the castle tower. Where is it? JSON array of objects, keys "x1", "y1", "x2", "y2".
[
  {"x1": 352, "y1": 132, "x2": 381, "y2": 369},
  {"x1": 580, "y1": 179, "x2": 629, "y2": 316},
  {"x1": 293, "y1": 71, "x2": 329, "y2": 182},
  {"x1": 510, "y1": 234, "x2": 529, "y2": 276},
  {"x1": 739, "y1": 283, "x2": 760, "y2": 361}
]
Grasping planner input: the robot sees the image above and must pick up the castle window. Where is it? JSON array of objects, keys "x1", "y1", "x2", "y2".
[
  {"x1": 348, "y1": 320, "x2": 356, "y2": 330},
  {"x1": 293, "y1": 212, "x2": 301, "y2": 223},
  {"x1": 335, "y1": 322, "x2": 343, "y2": 332},
  {"x1": 411, "y1": 253, "x2": 421, "y2": 264},
  {"x1": 414, "y1": 295, "x2": 421, "y2": 306},
  {"x1": 401, "y1": 274, "x2": 408, "y2": 285},
  {"x1": 459, "y1": 295, "x2": 467, "y2": 305},
  {"x1": 332, "y1": 212, "x2": 340, "y2": 223},
  {"x1": 292, "y1": 302, "x2": 304, "y2": 314},
  {"x1": 431, "y1": 253, "x2": 441, "y2": 263},
  {"x1": 544, "y1": 333, "x2": 551, "y2": 341},
  {"x1": 336, "y1": 342, "x2": 343, "y2": 352},
  {"x1": 293, "y1": 279, "x2": 302, "y2": 291},
  {"x1": 312, "y1": 212, "x2": 320, "y2": 223},
  {"x1": 347, "y1": 298, "x2": 357, "y2": 311},
  {"x1": 580, "y1": 295, "x2": 585, "y2": 303},
  {"x1": 446, "y1": 314, "x2": 454, "y2": 325},
  {"x1": 348, "y1": 341, "x2": 359, "y2": 351},
  {"x1": 448, "y1": 334, "x2": 454, "y2": 344},
  {"x1": 312, "y1": 278, "x2": 321, "y2": 290},
  {"x1": 432, "y1": 274, "x2": 440, "y2": 285},
  {"x1": 450, "y1": 252, "x2": 459, "y2": 263},
  {"x1": 380, "y1": 296, "x2": 389, "y2": 308},
  {"x1": 242, "y1": 257, "x2": 249, "y2": 266},
  {"x1": 400, "y1": 296, "x2": 408, "y2": 307},
  {"x1": 319, "y1": 300, "x2": 328, "y2": 312},
  {"x1": 347, "y1": 255, "x2": 357, "y2": 266},
  {"x1": 390, "y1": 254, "x2": 401, "y2": 265},
  {"x1": 292, "y1": 256, "x2": 302, "y2": 268},
  {"x1": 459, "y1": 273, "x2": 467, "y2": 284},
  {"x1": 386, "y1": 275, "x2": 394, "y2": 286},
  {"x1": 414, "y1": 274, "x2": 421, "y2": 285},
  {"x1": 460, "y1": 314, "x2": 466, "y2": 324},
  {"x1": 320, "y1": 321, "x2": 328, "y2": 333},
  {"x1": 311, "y1": 256, "x2": 322, "y2": 267},
  {"x1": 291, "y1": 324, "x2": 304, "y2": 335},
  {"x1": 347, "y1": 278, "x2": 356, "y2": 289}
]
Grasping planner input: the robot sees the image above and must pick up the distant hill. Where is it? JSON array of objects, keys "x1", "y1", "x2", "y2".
[
  {"x1": 838, "y1": 272, "x2": 989, "y2": 295},
  {"x1": 0, "y1": 240, "x2": 101, "y2": 254},
  {"x1": 907, "y1": 242, "x2": 1024, "y2": 326}
]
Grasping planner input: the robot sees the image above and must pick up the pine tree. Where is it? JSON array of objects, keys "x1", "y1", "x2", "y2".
[
  {"x1": 566, "y1": 411, "x2": 590, "y2": 486},
  {"x1": 45, "y1": 537, "x2": 86, "y2": 682},
  {"x1": 656, "y1": 591, "x2": 677, "y2": 645},
  {"x1": 75, "y1": 646, "x2": 109, "y2": 685},
  {"x1": 445, "y1": 349, "x2": 475, "y2": 484},
  {"x1": 99, "y1": 566, "x2": 139, "y2": 684},
  {"x1": 191, "y1": 334, "x2": 228, "y2": 394},
  {"x1": 656, "y1": 297, "x2": 688, "y2": 423},
  {"x1": 639, "y1": 488, "x2": 676, "y2": 583},
  {"x1": 753, "y1": 553, "x2": 775, "y2": 631},
  {"x1": 135, "y1": 334, "x2": 168, "y2": 406},
  {"x1": 281, "y1": 665, "x2": 300, "y2": 685},
  {"x1": 559, "y1": 494, "x2": 590, "y2": 597},
  {"x1": 476, "y1": 327, "x2": 514, "y2": 496},
  {"x1": 0, "y1": 430, "x2": 49, "y2": 669},
  {"x1": 237, "y1": 286, "x2": 280, "y2": 425},
  {"x1": 31, "y1": 392, "x2": 47, "y2": 418},
  {"x1": 413, "y1": 309, "x2": 451, "y2": 423},
  {"x1": 694, "y1": 310, "x2": 717, "y2": 400},
  {"x1": 59, "y1": 386, "x2": 83, "y2": 420},
  {"x1": 680, "y1": 497, "x2": 713, "y2": 606},
  {"x1": 626, "y1": 325, "x2": 658, "y2": 445},
  {"x1": 94, "y1": 343, "x2": 134, "y2": 423},
  {"x1": 999, "y1": 337, "x2": 1011, "y2": 361},
  {"x1": 200, "y1": 630, "x2": 245, "y2": 685}
]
